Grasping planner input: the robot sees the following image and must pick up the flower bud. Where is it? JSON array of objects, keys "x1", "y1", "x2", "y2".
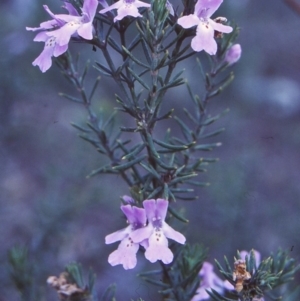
[{"x1": 225, "y1": 44, "x2": 242, "y2": 65}]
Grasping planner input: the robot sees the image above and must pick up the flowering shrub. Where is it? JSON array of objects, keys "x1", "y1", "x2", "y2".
[{"x1": 11, "y1": 0, "x2": 300, "y2": 301}]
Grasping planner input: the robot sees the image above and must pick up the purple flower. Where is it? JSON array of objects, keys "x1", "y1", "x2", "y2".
[
  {"x1": 45, "y1": 0, "x2": 98, "y2": 46},
  {"x1": 192, "y1": 262, "x2": 224, "y2": 301},
  {"x1": 105, "y1": 205, "x2": 147, "y2": 269},
  {"x1": 99, "y1": 0, "x2": 151, "y2": 22},
  {"x1": 122, "y1": 195, "x2": 135, "y2": 204},
  {"x1": 225, "y1": 44, "x2": 242, "y2": 65},
  {"x1": 31, "y1": 32, "x2": 68, "y2": 73},
  {"x1": 131, "y1": 199, "x2": 186, "y2": 264},
  {"x1": 26, "y1": 0, "x2": 97, "y2": 72},
  {"x1": 177, "y1": 0, "x2": 232, "y2": 54}
]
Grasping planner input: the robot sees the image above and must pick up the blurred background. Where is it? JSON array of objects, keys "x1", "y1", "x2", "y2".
[{"x1": 1, "y1": 0, "x2": 300, "y2": 300}]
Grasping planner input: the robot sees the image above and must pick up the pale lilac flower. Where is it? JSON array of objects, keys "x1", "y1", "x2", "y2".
[
  {"x1": 99, "y1": 0, "x2": 151, "y2": 22},
  {"x1": 122, "y1": 195, "x2": 135, "y2": 204},
  {"x1": 46, "y1": 0, "x2": 98, "y2": 46},
  {"x1": 177, "y1": 0, "x2": 232, "y2": 54},
  {"x1": 105, "y1": 205, "x2": 147, "y2": 269},
  {"x1": 225, "y1": 44, "x2": 242, "y2": 65},
  {"x1": 131, "y1": 199, "x2": 186, "y2": 264},
  {"x1": 27, "y1": 0, "x2": 97, "y2": 72},
  {"x1": 192, "y1": 262, "x2": 224, "y2": 301},
  {"x1": 31, "y1": 32, "x2": 68, "y2": 73}
]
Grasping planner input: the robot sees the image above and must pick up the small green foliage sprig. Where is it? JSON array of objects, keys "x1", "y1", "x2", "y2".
[
  {"x1": 56, "y1": 21, "x2": 240, "y2": 221},
  {"x1": 212, "y1": 249, "x2": 300, "y2": 301}
]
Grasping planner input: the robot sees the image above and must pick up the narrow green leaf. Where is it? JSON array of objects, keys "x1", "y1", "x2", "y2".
[
  {"x1": 80, "y1": 60, "x2": 90, "y2": 84},
  {"x1": 157, "y1": 77, "x2": 186, "y2": 93},
  {"x1": 70, "y1": 122, "x2": 90, "y2": 133},
  {"x1": 186, "y1": 180, "x2": 210, "y2": 187},
  {"x1": 112, "y1": 154, "x2": 147, "y2": 171},
  {"x1": 137, "y1": 270, "x2": 162, "y2": 276},
  {"x1": 154, "y1": 156, "x2": 174, "y2": 170},
  {"x1": 147, "y1": 186, "x2": 163, "y2": 199},
  {"x1": 99, "y1": 284, "x2": 116, "y2": 301},
  {"x1": 122, "y1": 143, "x2": 145, "y2": 160},
  {"x1": 200, "y1": 128, "x2": 225, "y2": 139},
  {"x1": 201, "y1": 109, "x2": 230, "y2": 126},
  {"x1": 163, "y1": 183, "x2": 169, "y2": 200},
  {"x1": 145, "y1": 132, "x2": 160, "y2": 158},
  {"x1": 89, "y1": 76, "x2": 101, "y2": 101},
  {"x1": 169, "y1": 173, "x2": 197, "y2": 186},
  {"x1": 128, "y1": 67, "x2": 150, "y2": 90},
  {"x1": 122, "y1": 47, "x2": 150, "y2": 69},
  {"x1": 194, "y1": 142, "x2": 222, "y2": 151},
  {"x1": 108, "y1": 36, "x2": 123, "y2": 54},
  {"x1": 183, "y1": 108, "x2": 198, "y2": 125},
  {"x1": 87, "y1": 164, "x2": 116, "y2": 178},
  {"x1": 154, "y1": 139, "x2": 195, "y2": 151},
  {"x1": 59, "y1": 93, "x2": 83, "y2": 103},
  {"x1": 174, "y1": 116, "x2": 193, "y2": 142},
  {"x1": 140, "y1": 277, "x2": 170, "y2": 288},
  {"x1": 168, "y1": 206, "x2": 189, "y2": 223},
  {"x1": 94, "y1": 62, "x2": 112, "y2": 77},
  {"x1": 174, "y1": 165, "x2": 186, "y2": 177}
]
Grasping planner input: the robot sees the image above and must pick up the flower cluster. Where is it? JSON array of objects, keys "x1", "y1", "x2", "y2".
[
  {"x1": 177, "y1": 0, "x2": 232, "y2": 54},
  {"x1": 105, "y1": 199, "x2": 186, "y2": 269},
  {"x1": 27, "y1": 0, "x2": 234, "y2": 72},
  {"x1": 26, "y1": 0, "x2": 98, "y2": 72}
]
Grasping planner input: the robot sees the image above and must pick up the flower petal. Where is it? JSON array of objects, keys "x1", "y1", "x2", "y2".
[
  {"x1": 195, "y1": 0, "x2": 223, "y2": 18},
  {"x1": 32, "y1": 41, "x2": 55, "y2": 73},
  {"x1": 108, "y1": 238, "x2": 139, "y2": 269},
  {"x1": 47, "y1": 21, "x2": 80, "y2": 46},
  {"x1": 142, "y1": 199, "x2": 156, "y2": 221},
  {"x1": 33, "y1": 31, "x2": 49, "y2": 42},
  {"x1": 122, "y1": 195, "x2": 135, "y2": 204},
  {"x1": 114, "y1": 5, "x2": 142, "y2": 21},
  {"x1": 105, "y1": 226, "x2": 131, "y2": 244},
  {"x1": 191, "y1": 22, "x2": 216, "y2": 54},
  {"x1": 43, "y1": 5, "x2": 72, "y2": 25},
  {"x1": 177, "y1": 14, "x2": 199, "y2": 29},
  {"x1": 162, "y1": 222, "x2": 186, "y2": 244},
  {"x1": 121, "y1": 205, "x2": 146, "y2": 226},
  {"x1": 82, "y1": 0, "x2": 98, "y2": 19},
  {"x1": 131, "y1": 224, "x2": 153, "y2": 243},
  {"x1": 156, "y1": 199, "x2": 168, "y2": 220},
  {"x1": 26, "y1": 20, "x2": 58, "y2": 32},
  {"x1": 53, "y1": 44, "x2": 68, "y2": 57},
  {"x1": 63, "y1": 2, "x2": 79, "y2": 16},
  {"x1": 99, "y1": 0, "x2": 122, "y2": 14},
  {"x1": 210, "y1": 20, "x2": 232, "y2": 33},
  {"x1": 134, "y1": 0, "x2": 151, "y2": 8},
  {"x1": 77, "y1": 22, "x2": 94, "y2": 40},
  {"x1": 145, "y1": 231, "x2": 173, "y2": 264}
]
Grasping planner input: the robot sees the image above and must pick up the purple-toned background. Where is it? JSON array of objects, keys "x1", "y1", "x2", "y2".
[{"x1": 1, "y1": 0, "x2": 300, "y2": 300}]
